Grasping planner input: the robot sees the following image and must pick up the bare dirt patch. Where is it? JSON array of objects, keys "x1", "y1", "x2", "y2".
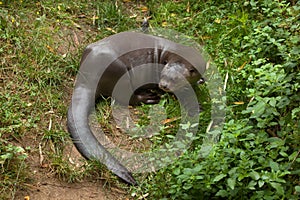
[{"x1": 15, "y1": 142, "x2": 130, "y2": 200}]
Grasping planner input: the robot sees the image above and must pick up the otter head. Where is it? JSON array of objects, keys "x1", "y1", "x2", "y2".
[{"x1": 159, "y1": 54, "x2": 202, "y2": 92}]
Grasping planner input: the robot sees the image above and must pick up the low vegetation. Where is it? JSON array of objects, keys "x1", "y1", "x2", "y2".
[{"x1": 1, "y1": 0, "x2": 299, "y2": 199}]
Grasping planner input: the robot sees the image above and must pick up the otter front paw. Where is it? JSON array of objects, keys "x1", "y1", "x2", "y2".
[
  {"x1": 136, "y1": 92, "x2": 161, "y2": 104},
  {"x1": 130, "y1": 89, "x2": 163, "y2": 105}
]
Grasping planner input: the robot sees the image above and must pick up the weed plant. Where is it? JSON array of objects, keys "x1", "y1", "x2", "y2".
[
  {"x1": 133, "y1": 0, "x2": 300, "y2": 199},
  {"x1": 1, "y1": 0, "x2": 299, "y2": 199}
]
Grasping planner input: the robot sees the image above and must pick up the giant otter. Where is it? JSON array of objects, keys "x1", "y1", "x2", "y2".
[{"x1": 67, "y1": 31, "x2": 206, "y2": 185}]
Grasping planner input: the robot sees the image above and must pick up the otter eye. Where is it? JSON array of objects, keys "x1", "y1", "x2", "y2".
[
  {"x1": 189, "y1": 69, "x2": 196, "y2": 73},
  {"x1": 163, "y1": 60, "x2": 168, "y2": 65}
]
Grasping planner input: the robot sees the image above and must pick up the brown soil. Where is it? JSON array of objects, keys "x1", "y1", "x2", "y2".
[{"x1": 14, "y1": 141, "x2": 130, "y2": 200}]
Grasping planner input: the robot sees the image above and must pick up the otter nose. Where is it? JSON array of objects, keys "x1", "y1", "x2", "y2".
[{"x1": 159, "y1": 82, "x2": 169, "y2": 91}]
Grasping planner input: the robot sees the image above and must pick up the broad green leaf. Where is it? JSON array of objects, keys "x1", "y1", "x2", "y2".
[
  {"x1": 258, "y1": 180, "x2": 265, "y2": 188},
  {"x1": 269, "y1": 160, "x2": 279, "y2": 171},
  {"x1": 267, "y1": 137, "x2": 285, "y2": 149},
  {"x1": 295, "y1": 186, "x2": 300, "y2": 193},
  {"x1": 268, "y1": 98, "x2": 277, "y2": 107},
  {"x1": 292, "y1": 107, "x2": 300, "y2": 119},
  {"x1": 250, "y1": 101, "x2": 266, "y2": 118},
  {"x1": 213, "y1": 174, "x2": 227, "y2": 182},
  {"x1": 186, "y1": 132, "x2": 194, "y2": 138},
  {"x1": 248, "y1": 180, "x2": 257, "y2": 190},
  {"x1": 249, "y1": 171, "x2": 260, "y2": 180},
  {"x1": 173, "y1": 168, "x2": 181, "y2": 176},
  {"x1": 288, "y1": 151, "x2": 298, "y2": 161},
  {"x1": 183, "y1": 183, "x2": 193, "y2": 190},
  {"x1": 216, "y1": 190, "x2": 228, "y2": 197},
  {"x1": 227, "y1": 178, "x2": 236, "y2": 190},
  {"x1": 270, "y1": 182, "x2": 284, "y2": 195}
]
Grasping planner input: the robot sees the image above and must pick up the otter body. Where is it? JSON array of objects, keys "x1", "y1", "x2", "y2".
[{"x1": 67, "y1": 31, "x2": 206, "y2": 185}]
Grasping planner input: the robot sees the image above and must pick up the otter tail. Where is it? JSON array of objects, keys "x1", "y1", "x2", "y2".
[{"x1": 67, "y1": 86, "x2": 137, "y2": 185}]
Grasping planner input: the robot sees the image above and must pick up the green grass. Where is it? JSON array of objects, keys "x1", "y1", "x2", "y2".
[
  {"x1": 1, "y1": 0, "x2": 299, "y2": 199},
  {"x1": 131, "y1": 1, "x2": 300, "y2": 199},
  {"x1": 0, "y1": 0, "x2": 142, "y2": 198}
]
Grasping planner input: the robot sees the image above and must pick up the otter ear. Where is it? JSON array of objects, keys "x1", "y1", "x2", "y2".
[{"x1": 197, "y1": 77, "x2": 205, "y2": 84}]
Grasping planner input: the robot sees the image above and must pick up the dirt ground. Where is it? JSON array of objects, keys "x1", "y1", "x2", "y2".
[{"x1": 14, "y1": 143, "x2": 130, "y2": 200}]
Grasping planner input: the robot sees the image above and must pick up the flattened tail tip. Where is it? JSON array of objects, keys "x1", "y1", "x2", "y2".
[
  {"x1": 116, "y1": 170, "x2": 138, "y2": 186},
  {"x1": 125, "y1": 177, "x2": 138, "y2": 186},
  {"x1": 67, "y1": 104, "x2": 137, "y2": 185}
]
